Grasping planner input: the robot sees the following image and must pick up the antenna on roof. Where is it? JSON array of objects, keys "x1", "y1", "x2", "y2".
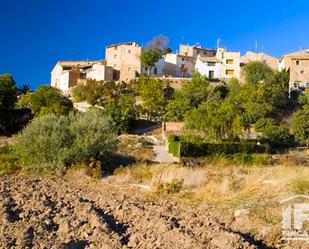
[
  {"x1": 255, "y1": 41, "x2": 258, "y2": 53},
  {"x1": 300, "y1": 46, "x2": 303, "y2": 51},
  {"x1": 261, "y1": 45, "x2": 264, "y2": 53},
  {"x1": 217, "y1": 38, "x2": 221, "y2": 49}
]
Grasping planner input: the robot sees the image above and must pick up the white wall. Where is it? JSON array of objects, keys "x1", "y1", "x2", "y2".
[
  {"x1": 59, "y1": 71, "x2": 69, "y2": 92},
  {"x1": 51, "y1": 63, "x2": 63, "y2": 88},
  {"x1": 87, "y1": 64, "x2": 106, "y2": 81},
  {"x1": 195, "y1": 58, "x2": 221, "y2": 79}
]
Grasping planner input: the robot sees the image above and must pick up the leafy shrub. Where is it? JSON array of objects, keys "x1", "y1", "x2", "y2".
[
  {"x1": 168, "y1": 141, "x2": 180, "y2": 158},
  {"x1": 71, "y1": 85, "x2": 86, "y2": 102},
  {"x1": 31, "y1": 86, "x2": 74, "y2": 116},
  {"x1": 86, "y1": 157, "x2": 103, "y2": 179},
  {"x1": 156, "y1": 179, "x2": 184, "y2": 194},
  {"x1": 260, "y1": 124, "x2": 294, "y2": 151},
  {"x1": 291, "y1": 177, "x2": 309, "y2": 195},
  {"x1": 103, "y1": 95, "x2": 136, "y2": 133},
  {"x1": 291, "y1": 105, "x2": 309, "y2": 146},
  {"x1": 114, "y1": 163, "x2": 153, "y2": 183},
  {"x1": 0, "y1": 74, "x2": 17, "y2": 111},
  {"x1": 180, "y1": 141, "x2": 267, "y2": 158},
  {"x1": 14, "y1": 110, "x2": 116, "y2": 174},
  {"x1": 0, "y1": 150, "x2": 20, "y2": 176}
]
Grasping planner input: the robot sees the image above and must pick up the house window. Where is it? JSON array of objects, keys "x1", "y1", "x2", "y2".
[
  {"x1": 296, "y1": 60, "x2": 300, "y2": 65},
  {"x1": 226, "y1": 59, "x2": 234, "y2": 64},
  {"x1": 154, "y1": 67, "x2": 157, "y2": 75},
  {"x1": 182, "y1": 58, "x2": 185, "y2": 61},
  {"x1": 204, "y1": 51, "x2": 207, "y2": 55},
  {"x1": 114, "y1": 54, "x2": 117, "y2": 59},
  {"x1": 226, "y1": 69, "x2": 234, "y2": 76},
  {"x1": 80, "y1": 73, "x2": 87, "y2": 79},
  {"x1": 301, "y1": 69, "x2": 304, "y2": 74},
  {"x1": 208, "y1": 71, "x2": 214, "y2": 79},
  {"x1": 128, "y1": 50, "x2": 131, "y2": 54},
  {"x1": 294, "y1": 82, "x2": 301, "y2": 88},
  {"x1": 207, "y1": 62, "x2": 216, "y2": 67}
]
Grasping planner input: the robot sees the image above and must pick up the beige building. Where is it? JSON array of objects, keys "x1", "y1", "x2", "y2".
[
  {"x1": 179, "y1": 44, "x2": 216, "y2": 59},
  {"x1": 105, "y1": 42, "x2": 142, "y2": 82},
  {"x1": 216, "y1": 48, "x2": 240, "y2": 80},
  {"x1": 51, "y1": 60, "x2": 113, "y2": 94},
  {"x1": 279, "y1": 50, "x2": 309, "y2": 92},
  {"x1": 241, "y1": 51, "x2": 279, "y2": 71}
]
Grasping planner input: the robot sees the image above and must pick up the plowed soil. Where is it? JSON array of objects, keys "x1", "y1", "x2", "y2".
[{"x1": 0, "y1": 174, "x2": 271, "y2": 249}]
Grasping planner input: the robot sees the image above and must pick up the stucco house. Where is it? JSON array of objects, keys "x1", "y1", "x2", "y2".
[
  {"x1": 279, "y1": 50, "x2": 309, "y2": 93},
  {"x1": 179, "y1": 44, "x2": 217, "y2": 58},
  {"x1": 51, "y1": 60, "x2": 113, "y2": 94},
  {"x1": 240, "y1": 51, "x2": 279, "y2": 71},
  {"x1": 105, "y1": 42, "x2": 142, "y2": 82},
  {"x1": 195, "y1": 55, "x2": 222, "y2": 80},
  {"x1": 149, "y1": 53, "x2": 195, "y2": 78},
  {"x1": 216, "y1": 47, "x2": 241, "y2": 80}
]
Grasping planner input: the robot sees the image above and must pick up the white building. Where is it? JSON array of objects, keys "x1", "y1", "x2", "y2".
[
  {"x1": 150, "y1": 53, "x2": 195, "y2": 78},
  {"x1": 51, "y1": 61, "x2": 113, "y2": 94},
  {"x1": 216, "y1": 48, "x2": 241, "y2": 80},
  {"x1": 195, "y1": 55, "x2": 222, "y2": 80}
]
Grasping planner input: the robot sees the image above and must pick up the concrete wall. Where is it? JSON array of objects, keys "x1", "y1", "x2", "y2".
[{"x1": 106, "y1": 42, "x2": 142, "y2": 82}]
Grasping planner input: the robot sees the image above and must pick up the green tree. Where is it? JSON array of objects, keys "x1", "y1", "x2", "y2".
[
  {"x1": 291, "y1": 105, "x2": 309, "y2": 146},
  {"x1": 0, "y1": 74, "x2": 18, "y2": 134},
  {"x1": 243, "y1": 61, "x2": 274, "y2": 85},
  {"x1": 31, "y1": 86, "x2": 74, "y2": 116},
  {"x1": 0, "y1": 74, "x2": 17, "y2": 110},
  {"x1": 16, "y1": 92, "x2": 33, "y2": 109},
  {"x1": 19, "y1": 84, "x2": 31, "y2": 94},
  {"x1": 260, "y1": 124, "x2": 293, "y2": 149},
  {"x1": 104, "y1": 95, "x2": 136, "y2": 133},
  {"x1": 134, "y1": 76, "x2": 166, "y2": 120},
  {"x1": 141, "y1": 35, "x2": 170, "y2": 75}
]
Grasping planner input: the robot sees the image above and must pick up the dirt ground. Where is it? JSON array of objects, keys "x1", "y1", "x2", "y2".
[{"x1": 0, "y1": 171, "x2": 273, "y2": 249}]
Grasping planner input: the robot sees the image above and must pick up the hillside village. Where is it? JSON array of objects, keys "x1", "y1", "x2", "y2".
[{"x1": 51, "y1": 41, "x2": 309, "y2": 95}]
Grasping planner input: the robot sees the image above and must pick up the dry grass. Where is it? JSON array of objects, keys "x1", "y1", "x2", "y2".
[
  {"x1": 117, "y1": 135, "x2": 154, "y2": 162},
  {"x1": 113, "y1": 161, "x2": 309, "y2": 246}
]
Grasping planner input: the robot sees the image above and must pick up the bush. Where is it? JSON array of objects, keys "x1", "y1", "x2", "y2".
[
  {"x1": 14, "y1": 110, "x2": 116, "y2": 174},
  {"x1": 31, "y1": 86, "x2": 74, "y2": 116},
  {"x1": 0, "y1": 150, "x2": 21, "y2": 176},
  {"x1": 291, "y1": 177, "x2": 309, "y2": 195},
  {"x1": 180, "y1": 141, "x2": 267, "y2": 158},
  {"x1": 0, "y1": 74, "x2": 17, "y2": 111},
  {"x1": 168, "y1": 141, "x2": 180, "y2": 157},
  {"x1": 156, "y1": 179, "x2": 184, "y2": 194}
]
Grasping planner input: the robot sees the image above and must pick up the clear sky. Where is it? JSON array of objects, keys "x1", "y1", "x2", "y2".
[{"x1": 1, "y1": 0, "x2": 309, "y2": 89}]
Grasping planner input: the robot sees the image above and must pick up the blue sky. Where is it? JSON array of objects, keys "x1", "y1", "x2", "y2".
[{"x1": 1, "y1": 0, "x2": 309, "y2": 89}]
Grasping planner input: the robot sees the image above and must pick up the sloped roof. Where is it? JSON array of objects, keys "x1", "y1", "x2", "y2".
[
  {"x1": 58, "y1": 60, "x2": 101, "y2": 67},
  {"x1": 282, "y1": 50, "x2": 309, "y2": 60},
  {"x1": 106, "y1": 42, "x2": 140, "y2": 48},
  {"x1": 240, "y1": 51, "x2": 278, "y2": 64},
  {"x1": 198, "y1": 56, "x2": 221, "y2": 63}
]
